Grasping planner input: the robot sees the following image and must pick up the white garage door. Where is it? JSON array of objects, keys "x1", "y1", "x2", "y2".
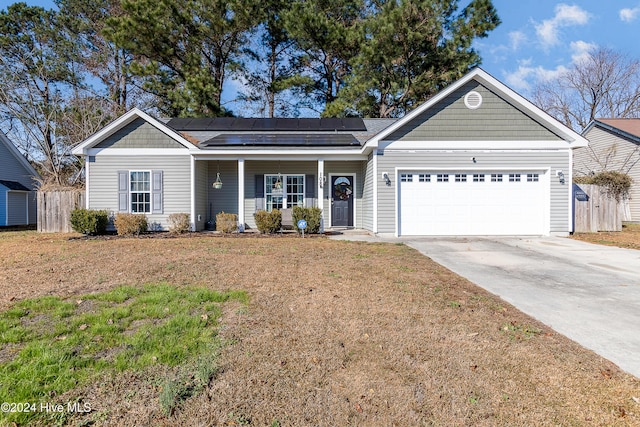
[{"x1": 398, "y1": 171, "x2": 546, "y2": 236}]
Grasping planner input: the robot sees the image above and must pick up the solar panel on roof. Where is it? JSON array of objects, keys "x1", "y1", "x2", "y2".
[
  {"x1": 167, "y1": 117, "x2": 367, "y2": 131},
  {"x1": 200, "y1": 133, "x2": 361, "y2": 147}
]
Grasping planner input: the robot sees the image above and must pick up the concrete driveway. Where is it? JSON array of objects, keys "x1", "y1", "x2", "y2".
[{"x1": 330, "y1": 233, "x2": 640, "y2": 378}]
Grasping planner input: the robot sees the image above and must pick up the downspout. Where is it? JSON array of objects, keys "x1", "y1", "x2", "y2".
[
  {"x1": 190, "y1": 156, "x2": 196, "y2": 231},
  {"x1": 238, "y1": 159, "x2": 245, "y2": 232}
]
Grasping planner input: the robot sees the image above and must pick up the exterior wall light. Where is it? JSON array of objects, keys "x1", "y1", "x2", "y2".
[
  {"x1": 382, "y1": 172, "x2": 391, "y2": 186},
  {"x1": 556, "y1": 170, "x2": 565, "y2": 184}
]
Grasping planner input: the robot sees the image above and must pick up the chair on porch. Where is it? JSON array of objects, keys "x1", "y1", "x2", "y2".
[{"x1": 280, "y1": 208, "x2": 293, "y2": 232}]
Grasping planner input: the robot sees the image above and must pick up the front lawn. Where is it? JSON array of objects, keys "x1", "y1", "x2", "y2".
[{"x1": 0, "y1": 231, "x2": 638, "y2": 426}]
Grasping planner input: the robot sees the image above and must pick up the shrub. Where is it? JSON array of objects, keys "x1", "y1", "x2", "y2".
[
  {"x1": 254, "y1": 209, "x2": 282, "y2": 234},
  {"x1": 574, "y1": 171, "x2": 632, "y2": 201},
  {"x1": 114, "y1": 213, "x2": 148, "y2": 236},
  {"x1": 70, "y1": 209, "x2": 109, "y2": 235},
  {"x1": 292, "y1": 206, "x2": 322, "y2": 234},
  {"x1": 168, "y1": 213, "x2": 191, "y2": 234},
  {"x1": 216, "y1": 212, "x2": 238, "y2": 233}
]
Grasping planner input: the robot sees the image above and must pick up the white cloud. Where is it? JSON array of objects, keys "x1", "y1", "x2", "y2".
[
  {"x1": 504, "y1": 59, "x2": 569, "y2": 92},
  {"x1": 508, "y1": 31, "x2": 527, "y2": 51},
  {"x1": 620, "y1": 7, "x2": 640, "y2": 22},
  {"x1": 570, "y1": 40, "x2": 597, "y2": 64},
  {"x1": 535, "y1": 4, "x2": 591, "y2": 48}
]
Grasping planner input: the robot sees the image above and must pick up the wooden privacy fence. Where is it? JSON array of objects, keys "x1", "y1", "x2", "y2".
[
  {"x1": 573, "y1": 184, "x2": 627, "y2": 232},
  {"x1": 37, "y1": 190, "x2": 85, "y2": 233}
]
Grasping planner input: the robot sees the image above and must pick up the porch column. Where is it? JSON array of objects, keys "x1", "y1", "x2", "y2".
[
  {"x1": 318, "y1": 159, "x2": 324, "y2": 232},
  {"x1": 238, "y1": 159, "x2": 245, "y2": 232}
]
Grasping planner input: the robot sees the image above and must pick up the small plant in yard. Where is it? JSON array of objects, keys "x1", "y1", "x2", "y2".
[
  {"x1": 216, "y1": 212, "x2": 238, "y2": 233},
  {"x1": 254, "y1": 209, "x2": 282, "y2": 233},
  {"x1": 168, "y1": 212, "x2": 191, "y2": 234},
  {"x1": 114, "y1": 213, "x2": 148, "y2": 236},
  {"x1": 70, "y1": 209, "x2": 109, "y2": 235},
  {"x1": 0, "y1": 284, "x2": 247, "y2": 425},
  {"x1": 292, "y1": 206, "x2": 322, "y2": 234},
  {"x1": 501, "y1": 321, "x2": 542, "y2": 341}
]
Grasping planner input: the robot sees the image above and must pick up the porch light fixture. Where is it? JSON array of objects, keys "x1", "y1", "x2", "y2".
[
  {"x1": 213, "y1": 162, "x2": 223, "y2": 189},
  {"x1": 382, "y1": 172, "x2": 391, "y2": 186}
]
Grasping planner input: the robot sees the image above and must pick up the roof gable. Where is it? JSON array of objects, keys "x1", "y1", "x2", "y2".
[
  {"x1": 0, "y1": 130, "x2": 39, "y2": 180},
  {"x1": 367, "y1": 68, "x2": 588, "y2": 148},
  {"x1": 386, "y1": 81, "x2": 561, "y2": 141},
  {"x1": 584, "y1": 119, "x2": 640, "y2": 145},
  {"x1": 72, "y1": 108, "x2": 196, "y2": 155}
]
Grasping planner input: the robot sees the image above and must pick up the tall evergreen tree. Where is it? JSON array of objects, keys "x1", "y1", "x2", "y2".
[
  {"x1": 326, "y1": 0, "x2": 500, "y2": 118},
  {"x1": 283, "y1": 0, "x2": 366, "y2": 114},
  {"x1": 106, "y1": 0, "x2": 261, "y2": 117}
]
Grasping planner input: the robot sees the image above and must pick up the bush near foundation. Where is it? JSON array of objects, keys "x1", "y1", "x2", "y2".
[
  {"x1": 70, "y1": 209, "x2": 109, "y2": 235},
  {"x1": 254, "y1": 209, "x2": 282, "y2": 234},
  {"x1": 216, "y1": 212, "x2": 238, "y2": 233},
  {"x1": 168, "y1": 213, "x2": 191, "y2": 234},
  {"x1": 114, "y1": 213, "x2": 148, "y2": 236},
  {"x1": 292, "y1": 206, "x2": 322, "y2": 234}
]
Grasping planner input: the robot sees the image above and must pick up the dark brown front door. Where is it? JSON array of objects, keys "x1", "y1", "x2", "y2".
[{"x1": 331, "y1": 175, "x2": 354, "y2": 227}]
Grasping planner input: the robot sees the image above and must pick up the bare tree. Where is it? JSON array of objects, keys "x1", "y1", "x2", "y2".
[{"x1": 533, "y1": 47, "x2": 640, "y2": 132}]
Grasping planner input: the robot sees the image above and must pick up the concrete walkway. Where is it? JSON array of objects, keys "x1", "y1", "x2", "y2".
[{"x1": 328, "y1": 233, "x2": 640, "y2": 378}]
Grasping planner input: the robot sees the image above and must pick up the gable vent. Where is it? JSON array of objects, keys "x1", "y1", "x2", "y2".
[{"x1": 464, "y1": 91, "x2": 483, "y2": 109}]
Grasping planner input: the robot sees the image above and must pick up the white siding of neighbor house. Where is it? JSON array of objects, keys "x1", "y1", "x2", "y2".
[
  {"x1": 88, "y1": 154, "x2": 191, "y2": 230},
  {"x1": 321, "y1": 160, "x2": 367, "y2": 228},
  {"x1": 375, "y1": 150, "x2": 571, "y2": 235},
  {"x1": 576, "y1": 126, "x2": 640, "y2": 221}
]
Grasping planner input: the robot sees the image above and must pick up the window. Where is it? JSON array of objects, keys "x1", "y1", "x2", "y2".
[
  {"x1": 400, "y1": 173, "x2": 413, "y2": 182},
  {"x1": 437, "y1": 174, "x2": 449, "y2": 182},
  {"x1": 491, "y1": 174, "x2": 503, "y2": 182},
  {"x1": 418, "y1": 174, "x2": 430, "y2": 182},
  {"x1": 473, "y1": 174, "x2": 485, "y2": 182},
  {"x1": 455, "y1": 174, "x2": 467, "y2": 182},
  {"x1": 527, "y1": 173, "x2": 539, "y2": 182},
  {"x1": 265, "y1": 174, "x2": 304, "y2": 211},
  {"x1": 130, "y1": 171, "x2": 150, "y2": 213},
  {"x1": 509, "y1": 173, "x2": 521, "y2": 182}
]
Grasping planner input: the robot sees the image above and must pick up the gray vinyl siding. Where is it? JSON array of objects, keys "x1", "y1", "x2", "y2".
[
  {"x1": 88, "y1": 154, "x2": 191, "y2": 230},
  {"x1": 375, "y1": 150, "x2": 571, "y2": 234},
  {"x1": 0, "y1": 138, "x2": 36, "y2": 190},
  {"x1": 323, "y1": 161, "x2": 366, "y2": 228},
  {"x1": 387, "y1": 82, "x2": 562, "y2": 142},
  {"x1": 207, "y1": 160, "x2": 239, "y2": 225},
  {"x1": 194, "y1": 160, "x2": 208, "y2": 231},
  {"x1": 243, "y1": 161, "x2": 317, "y2": 230},
  {"x1": 28, "y1": 192, "x2": 36, "y2": 224},
  {"x1": 362, "y1": 153, "x2": 375, "y2": 231},
  {"x1": 95, "y1": 118, "x2": 187, "y2": 149},
  {"x1": 576, "y1": 126, "x2": 640, "y2": 221}
]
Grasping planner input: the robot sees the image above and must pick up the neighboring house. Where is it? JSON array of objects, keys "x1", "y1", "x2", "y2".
[
  {"x1": 576, "y1": 119, "x2": 640, "y2": 222},
  {"x1": 0, "y1": 130, "x2": 38, "y2": 227},
  {"x1": 72, "y1": 68, "x2": 588, "y2": 236}
]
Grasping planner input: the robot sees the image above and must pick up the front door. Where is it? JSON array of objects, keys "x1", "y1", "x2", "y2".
[{"x1": 331, "y1": 175, "x2": 354, "y2": 227}]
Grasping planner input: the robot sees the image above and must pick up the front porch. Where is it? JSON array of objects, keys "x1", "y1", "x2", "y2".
[{"x1": 192, "y1": 159, "x2": 368, "y2": 232}]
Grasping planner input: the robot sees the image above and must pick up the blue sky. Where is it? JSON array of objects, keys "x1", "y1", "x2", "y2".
[{"x1": 2, "y1": 0, "x2": 640, "y2": 101}]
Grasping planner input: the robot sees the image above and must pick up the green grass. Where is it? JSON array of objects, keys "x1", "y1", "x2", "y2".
[{"x1": 0, "y1": 283, "x2": 247, "y2": 425}]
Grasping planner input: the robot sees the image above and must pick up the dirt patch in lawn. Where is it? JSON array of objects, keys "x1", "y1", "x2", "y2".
[
  {"x1": 571, "y1": 223, "x2": 640, "y2": 250},
  {"x1": 1, "y1": 231, "x2": 639, "y2": 426}
]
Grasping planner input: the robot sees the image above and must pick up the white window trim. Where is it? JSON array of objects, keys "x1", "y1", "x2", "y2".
[
  {"x1": 130, "y1": 170, "x2": 152, "y2": 214},
  {"x1": 264, "y1": 173, "x2": 305, "y2": 211}
]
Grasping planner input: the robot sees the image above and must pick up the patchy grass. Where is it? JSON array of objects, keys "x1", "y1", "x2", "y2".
[
  {"x1": 0, "y1": 283, "x2": 245, "y2": 426},
  {"x1": 0, "y1": 231, "x2": 639, "y2": 426},
  {"x1": 571, "y1": 223, "x2": 640, "y2": 250}
]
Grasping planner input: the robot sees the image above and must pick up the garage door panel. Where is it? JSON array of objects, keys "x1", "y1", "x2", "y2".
[{"x1": 399, "y1": 171, "x2": 545, "y2": 236}]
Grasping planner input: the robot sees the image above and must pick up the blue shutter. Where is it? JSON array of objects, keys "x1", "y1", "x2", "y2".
[
  {"x1": 117, "y1": 170, "x2": 128, "y2": 212},
  {"x1": 151, "y1": 170, "x2": 163, "y2": 214},
  {"x1": 305, "y1": 174, "x2": 315, "y2": 207},
  {"x1": 255, "y1": 174, "x2": 264, "y2": 211}
]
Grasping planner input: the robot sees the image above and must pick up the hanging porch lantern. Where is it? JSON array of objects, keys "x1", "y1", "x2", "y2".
[{"x1": 212, "y1": 162, "x2": 223, "y2": 189}]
